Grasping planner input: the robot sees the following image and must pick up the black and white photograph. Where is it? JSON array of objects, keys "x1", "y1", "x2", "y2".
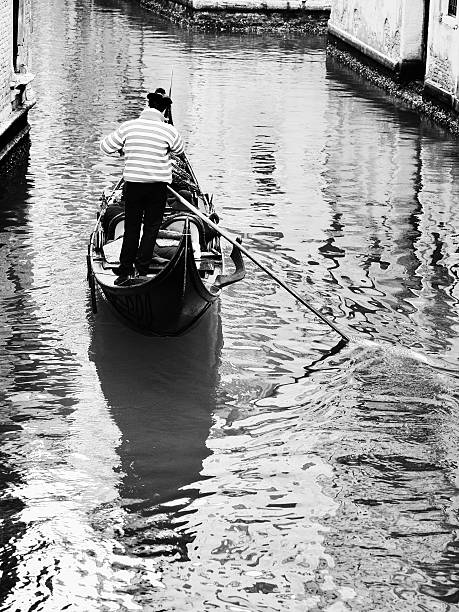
[{"x1": 0, "y1": 0, "x2": 458, "y2": 610}]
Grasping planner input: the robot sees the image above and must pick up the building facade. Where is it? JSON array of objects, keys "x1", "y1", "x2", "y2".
[
  {"x1": 0, "y1": 0, "x2": 35, "y2": 163},
  {"x1": 425, "y1": 0, "x2": 459, "y2": 111},
  {"x1": 328, "y1": 0, "x2": 428, "y2": 80},
  {"x1": 328, "y1": 0, "x2": 459, "y2": 114}
]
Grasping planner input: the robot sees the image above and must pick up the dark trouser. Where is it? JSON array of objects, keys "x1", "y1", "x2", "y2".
[{"x1": 119, "y1": 181, "x2": 168, "y2": 274}]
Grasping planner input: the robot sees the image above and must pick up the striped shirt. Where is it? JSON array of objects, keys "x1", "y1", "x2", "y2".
[{"x1": 100, "y1": 108, "x2": 184, "y2": 183}]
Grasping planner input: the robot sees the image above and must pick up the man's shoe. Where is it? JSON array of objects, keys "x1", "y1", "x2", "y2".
[
  {"x1": 136, "y1": 266, "x2": 149, "y2": 276},
  {"x1": 114, "y1": 275, "x2": 130, "y2": 286},
  {"x1": 112, "y1": 266, "x2": 133, "y2": 276}
]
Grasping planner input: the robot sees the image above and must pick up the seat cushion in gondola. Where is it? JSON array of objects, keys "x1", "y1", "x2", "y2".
[
  {"x1": 103, "y1": 205, "x2": 125, "y2": 239},
  {"x1": 166, "y1": 189, "x2": 195, "y2": 212},
  {"x1": 161, "y1": 214, "x2": 206, "y2": 250},
  {"x1": 102, "y1": 237, "x2": 123, "y2": 264}
]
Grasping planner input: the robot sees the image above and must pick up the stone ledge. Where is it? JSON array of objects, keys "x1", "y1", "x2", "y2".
[
  {"x1": 0, "y1": 101, "x2": 36, "y2": 164},
  {"x1": 139, "y1": 0, "x2": 330, "y2": 32},
  {"x1": 328, "y1": 23, "x2": 425, "y2": 81},
  {"x1": 424, "y1": 79, "x2": 459, "y2": 112},
  {"x1": 191, "y1": 0, "x2": 330, "y2": 10},
  {"x1": 0, "y1": 135, "x2": 30, "y2": 176}
]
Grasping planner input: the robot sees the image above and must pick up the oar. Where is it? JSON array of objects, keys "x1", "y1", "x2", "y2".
[
  {"x1": 167, "y1": 186, "x2": 350, "y2": 344},
  {"x1": 166, "y1": 68, "x2": 174, "y2": 124}
]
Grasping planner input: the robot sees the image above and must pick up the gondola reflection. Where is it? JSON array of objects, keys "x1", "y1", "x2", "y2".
[{"x1": 89, "y1": 302, "x2": 222, "y2": 558}]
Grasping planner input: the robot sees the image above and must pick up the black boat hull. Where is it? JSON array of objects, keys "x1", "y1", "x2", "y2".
[{"x1": 91, "y1": 224, "x2": 220, "y2": 336}]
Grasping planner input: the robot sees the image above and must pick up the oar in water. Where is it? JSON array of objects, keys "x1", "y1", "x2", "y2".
[{"x1": 167, "y1": 186, "x2": 350, "y2": 344}]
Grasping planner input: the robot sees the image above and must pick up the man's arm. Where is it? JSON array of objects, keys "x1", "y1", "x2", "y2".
[
  {"x1": 100, "y1": 126, "x2": 125, "y2": 156},
  {"x1": 170, "y1": 129, "x2": 184, "y2": 156}
]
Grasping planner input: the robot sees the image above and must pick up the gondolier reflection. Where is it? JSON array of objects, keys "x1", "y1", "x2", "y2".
[{"x1": 100, "y1": 89, "x2": 185, "y2": 285}]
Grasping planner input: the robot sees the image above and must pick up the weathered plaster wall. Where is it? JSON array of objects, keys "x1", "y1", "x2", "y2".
[
  {"x1": 399, "y1": 0, "x2": 425, "y2": 60},
  {"x1": 0, "y1": 0, "x2": 34, "y2": 160},
  {"x1": 425, "y1": 0, "x2": 459, "y2": 109},
  {"x1": 0, "y1": 0, "x2": 13, "y2": 124},
  {"x1": 0, "y1": 0, "x2": 33, "y2": 124},
  {"x1": 329, "y1": 0, "x2": 425, "y2": 73}
]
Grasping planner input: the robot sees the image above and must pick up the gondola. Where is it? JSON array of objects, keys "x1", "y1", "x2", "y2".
[{"x1": 87, "y1": 151, "x2": 245, "y2": 336}]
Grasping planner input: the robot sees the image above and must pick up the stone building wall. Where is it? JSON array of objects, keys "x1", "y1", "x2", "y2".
[
  {"x1": 0, "y1": 0, "x2": 12, "y2": 124},
  {"x1": 0, "y1": 0, "x2": 35, "y2": 162},
  {"x1": 328, "y1": 0, "x2": 426, "y2": 79},
  {"x1": 189, "y1": 0, "x2": 330, "y2": 9},
  {"x1": 425, "y1": 0, "x2": 459, "y2": 110},
  {"x1": 139, "y1": 0, "x2": 330, "y2": 33}
]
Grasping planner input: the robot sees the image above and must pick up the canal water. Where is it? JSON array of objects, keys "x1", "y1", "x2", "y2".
[{"x1": 0, "y1": 1, "x2": 458, "y2": 610}]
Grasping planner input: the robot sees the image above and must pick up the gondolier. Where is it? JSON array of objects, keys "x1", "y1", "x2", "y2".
[{"x1": 100, "y1": 89, "x2": 184, "y2": 285}]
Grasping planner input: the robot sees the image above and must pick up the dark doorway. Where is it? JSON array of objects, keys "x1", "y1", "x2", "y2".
[
  {"x1": 422, "y1": 0, "x2": 431, "y2": 66},
  {"x1": 13, "y1": 0, "x2": 19, "y2": 72}
]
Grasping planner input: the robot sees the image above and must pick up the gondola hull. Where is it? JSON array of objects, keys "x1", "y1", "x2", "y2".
[{"x1": 90, "y1": 225, "x2": 221, "y2": 336}]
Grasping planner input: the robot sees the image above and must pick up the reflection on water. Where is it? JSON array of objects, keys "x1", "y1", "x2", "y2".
[
  {"x1": 0, "y1": 0, "x2": 457, "y2": 609},
  {"x1": 89, "y1": 302, "x2": 222, "y2": 561}
]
